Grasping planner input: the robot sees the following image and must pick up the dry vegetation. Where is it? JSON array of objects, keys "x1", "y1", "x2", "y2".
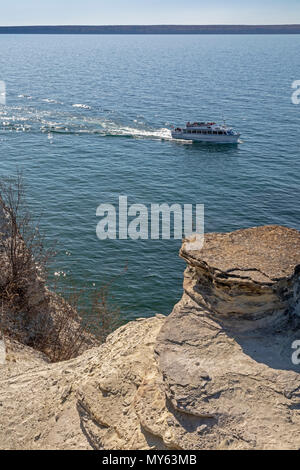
[{"x1": 0, "y1": 172, "x2": 123, "y2": 362}]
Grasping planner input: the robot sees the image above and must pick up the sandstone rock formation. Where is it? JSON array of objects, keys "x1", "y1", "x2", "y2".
[
  {"x1": 156, "y1": 225, "x2": 300, "y2": 449},
  {"x1": 0, "y1": 315, "x2": 165, "y2": 449},
  {"x1": 0, "y1": 225, "x2": 300, "y2": 450}
]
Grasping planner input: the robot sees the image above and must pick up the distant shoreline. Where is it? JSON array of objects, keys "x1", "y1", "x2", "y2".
[{"x1": 1, "y1": 25, "x2": 300, "y2": 34}]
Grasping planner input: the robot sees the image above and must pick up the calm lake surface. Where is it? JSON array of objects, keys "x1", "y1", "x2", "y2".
[{"x1": 0, "y1": 34, "x2": 299, "y2": 319}]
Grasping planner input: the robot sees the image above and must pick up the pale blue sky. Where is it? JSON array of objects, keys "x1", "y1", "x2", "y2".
[{"x1": 1, "y1": 0, "x2": 299, "y2": 26}]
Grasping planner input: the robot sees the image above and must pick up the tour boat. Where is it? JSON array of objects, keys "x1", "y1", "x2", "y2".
[{"x1": 171, "y1": 121, "x2": 240, "y2": 143}]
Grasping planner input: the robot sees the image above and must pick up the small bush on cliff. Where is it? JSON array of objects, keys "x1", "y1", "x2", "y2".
[
  {"x1": 43, "y1": 277, "x2": 123, "y2": 362},
  {"x1": 0, "y1": 172, "x2": 123, "y2": 362},
  {"x1": 0, "y1": 172, "x2": 52, "y2": 299},
  {"x1": 0, "y1": 171, "x2": 54, "y2": 338}
]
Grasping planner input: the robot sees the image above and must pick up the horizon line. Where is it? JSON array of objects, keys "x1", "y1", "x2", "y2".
[
  {"x1": 1, "y1": 24, "x2": 300, "y2": 34},
  {"x1": 1, "y1": 24, "x2": 300, "y2": 26}
]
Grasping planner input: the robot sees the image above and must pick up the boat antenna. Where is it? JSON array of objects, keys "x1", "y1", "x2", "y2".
[{"x1": 222, "y1": 115, "x2": 226, "y2": 126}]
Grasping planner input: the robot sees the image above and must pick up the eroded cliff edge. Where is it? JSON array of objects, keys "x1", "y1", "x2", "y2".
[{"x1": 0, "y1": 225, "x2": 300, "y2": 450}]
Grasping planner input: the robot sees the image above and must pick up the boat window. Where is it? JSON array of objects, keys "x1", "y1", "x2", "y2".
[{"x1": 213, "y1": 131, "x2": 217, "y2": 134}]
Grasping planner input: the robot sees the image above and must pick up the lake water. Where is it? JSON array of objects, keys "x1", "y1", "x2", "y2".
[{"x1": 0, "y1": 34, "x2": 299, "y2": 320}]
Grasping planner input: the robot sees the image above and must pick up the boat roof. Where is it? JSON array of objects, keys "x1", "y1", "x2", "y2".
[{"x1": 186, "y1": 122, "x2": 231, "y2": 130}]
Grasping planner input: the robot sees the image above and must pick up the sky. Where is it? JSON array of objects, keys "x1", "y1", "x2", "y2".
[{"x1": 0, "y1": 0, "x2": 299, "y2": 26}]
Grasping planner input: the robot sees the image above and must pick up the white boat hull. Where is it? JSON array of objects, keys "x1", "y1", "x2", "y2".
[{"x1": 171, "y1": 131, "x2": 240, "y2": 144}]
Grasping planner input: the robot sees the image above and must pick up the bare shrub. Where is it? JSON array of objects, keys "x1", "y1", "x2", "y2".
[
  {"x1": 88, "y1": 281, "x2": 123, "y2": 343},
  {"x1": 32, "y1": 292, "x2": 95, "y2": 363},
  {"x1": 0, "y1": 171, "x2": 53, "y2": 306},
  {"x1": 0, "y1": 172, "x2": 123, "y2": 363},
  {"x1": 0, "y1": 171, "x2": 55, "y2": 345},
  {"x1": 43, "y1": 276, "x2": 124, "y2": 362}
]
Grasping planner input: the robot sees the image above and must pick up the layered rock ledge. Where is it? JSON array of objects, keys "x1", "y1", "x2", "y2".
[
  {"x1": 156, "y1": 225, "x2": 300, "y2": 449},
  {"x1": 0, "y1": 225, "x2": 300, "y2": 450},
  {"x1": 181, "y1": 224, "x2": 300, "y2": 321}
]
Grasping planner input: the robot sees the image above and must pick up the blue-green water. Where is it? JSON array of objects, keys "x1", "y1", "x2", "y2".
[{"x1": 0, "y1": 34, "x2": 299, "y2": 319}]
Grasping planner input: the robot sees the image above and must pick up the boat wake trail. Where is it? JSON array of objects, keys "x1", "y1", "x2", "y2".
[
  {"x1": 0, "y1": 100, "x2": 173, "y2": 142},
  {"x1": 97, "y1": 121, "x2": 172, "y2": 140},
  {"x1": 42, "y1": 121, "x2": 172, "y2": 141}
]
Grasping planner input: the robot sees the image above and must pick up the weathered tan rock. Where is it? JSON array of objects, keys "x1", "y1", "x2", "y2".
[
  {"x1": 180, "y1": 225, "x2": 300, "y2": 320},
  {"x1": 155, "y1": 225, "x2": 300, "y2": 449},
  {"x1": 0, "y1": 315, "x2": 165, "y2": 450},
  {"x1": 1, "y1": 225, "x2": 300, "y2": 450}
]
